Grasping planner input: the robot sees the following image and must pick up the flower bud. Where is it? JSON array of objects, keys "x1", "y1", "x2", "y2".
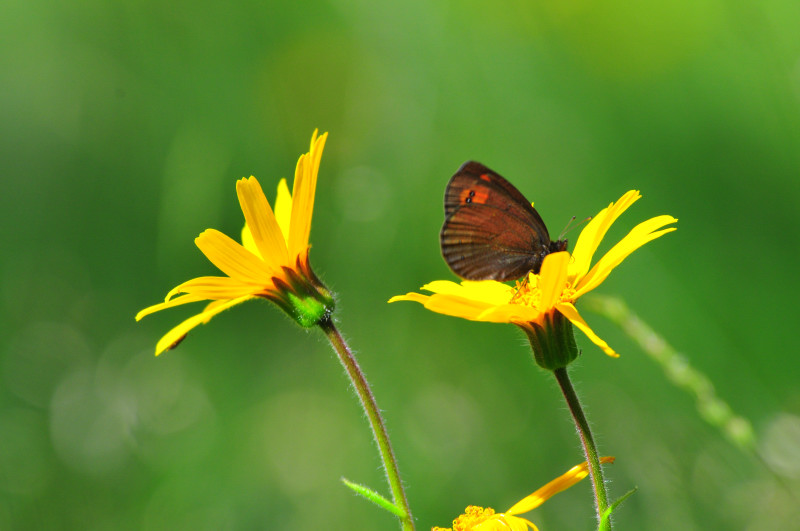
[{"x1": 520, "y1": 310, "x2": 578, "y2": 370}]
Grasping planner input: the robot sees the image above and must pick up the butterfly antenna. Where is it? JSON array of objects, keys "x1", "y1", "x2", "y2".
[{"x1": 559, "y1": 216, "x2": 592, "y2": 241}]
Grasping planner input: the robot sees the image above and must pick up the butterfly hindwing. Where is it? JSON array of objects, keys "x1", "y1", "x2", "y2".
[{"x1": 441, "y1": 204, "x2": 548, "y2": 280}]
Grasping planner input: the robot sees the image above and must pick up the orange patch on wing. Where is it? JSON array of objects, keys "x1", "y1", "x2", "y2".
[{"x1": 459, "y1": 186, "x2": 491, "y2": 205}]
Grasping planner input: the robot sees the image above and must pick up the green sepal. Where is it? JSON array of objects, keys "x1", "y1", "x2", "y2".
[
  {"x1": 521, "y1": 310, "x2": 579, "y2": 370},
  {"x1": 341, "y1": 477, "x2": 407, "y2": 519},
  {"x1": 264, "y1": 253, "x2": 335, "y2": 328},
  {"x1": 284, "y1": 290, "x2": 332, "y2": 327}
]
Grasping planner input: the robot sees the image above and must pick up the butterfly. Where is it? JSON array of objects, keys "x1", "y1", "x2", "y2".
[{"x1": 440, "y1": 161, "x2": 568, "y2": 281}]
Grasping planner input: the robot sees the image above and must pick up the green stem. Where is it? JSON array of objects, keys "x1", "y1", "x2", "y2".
[
  {"x1": 553, "y1": 367, "x2": 611, "y2": 530},
  {"x1": 319, "y1": 316, "x2": 415, "y2": 531}
]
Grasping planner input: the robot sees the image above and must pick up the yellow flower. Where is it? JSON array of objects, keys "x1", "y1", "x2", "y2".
[
  {"x1": 433, "y1": 458, "x2": 615, "y2": 531},
  {"x1": 391, "y1": 191, "x2": 676, "y2": 359},
  {"x1": 136, "y1": 130, "x2": 333, "y2": 355}
]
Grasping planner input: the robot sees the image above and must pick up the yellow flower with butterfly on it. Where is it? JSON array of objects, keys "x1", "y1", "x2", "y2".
[
  {"x1": 136, "y1": 130, "x2": 333, "y2": 356},
  {"x1": 391, "y1": 190, "x2": 677, "y2": 365},
  {"x1": 433, "y1": 458, "x2": 615, "y2": 531}
]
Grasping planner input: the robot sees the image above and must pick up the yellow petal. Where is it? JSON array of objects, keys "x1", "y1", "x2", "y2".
[
  {"x1": 241, "y1": 223, "x2": 261, "y2": 258},
  {"x1": 574, "y1": 214, "x2": 677, "y2": 298},
  {"x1": 196, "y1": 229, "x2": 274, "y2": 282},
  {"x1": 473, "y1": 515, "x2": 537, "y2": 531},
  {"x1": 288, "y1": 131, "x2": 327, "y2": 258},
  {"x1": 389, "y1": 280, "x2": 544, "y2": 324},
  {"x1": 479, "y1": 304, "x2": 541, "y2": 323},
  {"x1": 569, "y1": 190, "x2": 641, "y2": 282},
  {"x1": 390, "y1": 291, "x2": 497, "y2": 321},
  {"x1": 389, "y1": 279, "x2": 520, "y2": 322},
  {"x1": 506, "y1": 457, "x2": 615, "y2": 516},
  {"x1": 425, "y1": 279, "x2": 515, "y2": 306},
  {"x1": 236, "y1": 177, "x2": 289, "y2": 266},
  {"x1": 506, "y1": 516, "x2": 538, "y2": 531},
  {"x1": 164, "y1": 275, "x2": 263, "y2": 300},
  {"x1": 538, "y1": 252, "x2": 569, "y2": 309},
  {"x1": 557, "y1": 302, "x2": 619, "y2": 357},
  {"x1": 388, "y1": 292, "x2": 429, "y2": 304},
  {"x1": 153, "y1": 295, "x2": 254, "y2": 356},
  {"x1": 136, "y1": 293, "x2": 207, "y2": 321},
  {"x1": 274, "y1": 178, "x2": 292, "y2": 246}
]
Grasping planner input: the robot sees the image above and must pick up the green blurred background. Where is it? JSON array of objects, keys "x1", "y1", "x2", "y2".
[{"x1": 2, "y1": 0, "x2": 800, "y2": 529}]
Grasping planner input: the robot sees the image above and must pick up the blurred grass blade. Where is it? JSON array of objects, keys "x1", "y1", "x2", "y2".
[
  {"x1": 341, "y1": 477, "x2": 407, "y2": 519},
  {"x1": 583, "y1": 295, "x2": 756, "y2": 453}
]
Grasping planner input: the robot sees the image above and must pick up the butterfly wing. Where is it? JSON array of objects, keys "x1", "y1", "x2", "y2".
[
  {"x1": 444, "y1": 161, "x2": 547, "y2": 227},
  {"x1": 440, "y1": 161, "x2": 554, "y2": 281}
]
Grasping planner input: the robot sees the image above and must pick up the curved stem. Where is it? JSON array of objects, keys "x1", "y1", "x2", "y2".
[
  {"x1": 319, "y1": 316, "x2": 415, "y2": 531},
  {"x1": 553, "y1": 367, "x2": 611, "y2": 530}
]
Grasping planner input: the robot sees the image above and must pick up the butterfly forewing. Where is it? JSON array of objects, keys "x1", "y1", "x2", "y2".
[{"x1": 444, "y1": 162, "x2": 546, "y2": 227}]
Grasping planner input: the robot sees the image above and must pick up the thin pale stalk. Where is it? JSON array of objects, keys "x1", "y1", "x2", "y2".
[
  {"x1": 553, "y1": 367, "x2": 611, "y2": 530},
  {"x1": 319, "y1": 316, "x2": 415, "y2": 531}
]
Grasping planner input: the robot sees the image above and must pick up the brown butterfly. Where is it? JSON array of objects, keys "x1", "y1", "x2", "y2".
[{"x1": 440, "y1": 161, "x2": 568, "y2": 281}]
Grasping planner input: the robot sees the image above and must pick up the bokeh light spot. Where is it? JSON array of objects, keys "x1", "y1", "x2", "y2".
[{"x1": 759, "y1": 413, "x2": 800, "y2": 478}]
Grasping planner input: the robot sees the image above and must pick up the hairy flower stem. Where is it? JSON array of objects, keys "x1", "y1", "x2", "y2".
[
  {"x1": 553, "y1": 367, "x2": 611, "y2": 530},
  {"x1": 319, "y1": 316, "x2": 415, "y2": 531}
]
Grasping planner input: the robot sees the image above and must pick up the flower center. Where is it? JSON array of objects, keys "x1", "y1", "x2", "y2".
[
  {"x1": 510, "y1": 277, "x2": 542, "y2": 308},
  {"x1": 561, "y1": 285, "x2": 576, "y2": 301},
  {"x1": 434, "y1": 505, "x2": 497, "y2": 531},
  {"x1": 510, "y1": 274, "x2": 576, "y2": 309}
]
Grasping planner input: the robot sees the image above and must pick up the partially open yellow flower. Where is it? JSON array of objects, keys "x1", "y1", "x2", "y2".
[
  {"x1": 391, "y1": 191, "x2": 676, "y2": 359},
  {"x1": 433, "y1": 458, "x2": 615, "y2": 531},
  {"x1": 136, "y1": 130, "x2": 333, "y2": 355}
]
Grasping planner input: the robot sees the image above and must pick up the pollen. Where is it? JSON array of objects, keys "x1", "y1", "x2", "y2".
[
  {"x1": 433, "y1": 505, "x2": 497, "y2": 531},
  {"x1": 511, "y1": 276, "x2": 542, "y2": 308},
  {"x1": 561, "y1": 286, "x2": 576, "y2": 301},
  {"x1": 511, "y1": 272, "x2": 578, "y2": 309}
]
